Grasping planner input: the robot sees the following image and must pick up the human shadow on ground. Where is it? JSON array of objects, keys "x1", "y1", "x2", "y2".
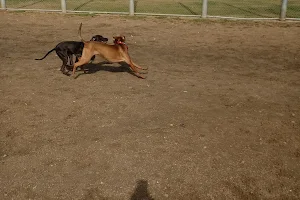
[{"x1": 130, "y1": 180, "x2": 154, "y2": 200}]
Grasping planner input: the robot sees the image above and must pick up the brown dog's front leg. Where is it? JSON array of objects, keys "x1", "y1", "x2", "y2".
[
  {"x1": 132, "y1": 62, "x2": 148, "y2": 70},
  {"x1": 128, "y1": 63, "x2": 145, "y2": 79},
  {"x1": 72, "y1": 63, "x2": 80, "y2": 77}
]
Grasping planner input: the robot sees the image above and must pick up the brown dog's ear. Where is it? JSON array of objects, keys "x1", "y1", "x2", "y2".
[{"x1": 122, "y1": 36, "x2": 126, "y2": 41}]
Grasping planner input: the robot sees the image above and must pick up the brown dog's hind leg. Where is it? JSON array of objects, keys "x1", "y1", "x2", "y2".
[
  {"x1": 72, "y1": 57, "x2": 90, "y2": 77},
  {"x1": 72, "y1": 48, "x2": 94, "y2": 77}
]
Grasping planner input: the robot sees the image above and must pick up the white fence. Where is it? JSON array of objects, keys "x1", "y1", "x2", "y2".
[{"x1": 0, "y1": 0, "x2": 299, "y2": 21}]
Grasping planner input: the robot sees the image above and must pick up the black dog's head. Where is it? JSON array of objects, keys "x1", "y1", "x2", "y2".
[{"x1": 90, "y1": 35, "x2": 108, "y2": 43}]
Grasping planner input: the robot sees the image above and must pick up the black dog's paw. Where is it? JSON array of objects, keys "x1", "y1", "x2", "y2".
[{"x1": 62, "y1": 71, "x2": 70, "y2": 76}]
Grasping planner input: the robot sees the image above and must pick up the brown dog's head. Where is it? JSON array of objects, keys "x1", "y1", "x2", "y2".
[
  {"x1": 113, "y1": 36, "x2": 126, "y2": 45},
  {"x1": 90, "y1": 35, "x2": 108, "y2": 43}
]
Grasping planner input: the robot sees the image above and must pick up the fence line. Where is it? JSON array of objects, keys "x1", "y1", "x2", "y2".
[
  {"x1": 280, "y1": 0, "x2": 288, "y2": 20},
  {"x1": 202, "y1": 0, "x2": 208, "y2": 18},
  {"x1": 0, "y1": 0, "x2": 299, "y2": 21},
  {"x1": 129, "y1": 0, "x2": 134, "y2": 16},
  {"x1": 61, "y1": 0, "x2": 66, "y2": 13}
]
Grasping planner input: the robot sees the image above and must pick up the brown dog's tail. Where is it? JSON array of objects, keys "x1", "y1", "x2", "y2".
[{"x1": 78, "y1": 23, "x2": 87, "y2": 43}]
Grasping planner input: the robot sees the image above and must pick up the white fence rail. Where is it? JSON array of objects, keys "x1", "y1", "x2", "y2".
[{"x1": 0, "y1": 0, "x2": 299, "y2": 21}]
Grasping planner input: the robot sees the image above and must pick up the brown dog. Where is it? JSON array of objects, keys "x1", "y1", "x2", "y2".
[{"x1": 72, "y1": 23, "x2": 147, "y2": 78}]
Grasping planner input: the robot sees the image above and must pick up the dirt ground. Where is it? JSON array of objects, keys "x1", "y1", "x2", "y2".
[{"x1": 0, "y1": 11, "x2": 300, "y2": 200}]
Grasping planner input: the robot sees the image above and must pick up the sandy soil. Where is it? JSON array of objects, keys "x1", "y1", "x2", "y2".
[{"x1": 0, "y1": 11, "x2": 300, "y2": 200}]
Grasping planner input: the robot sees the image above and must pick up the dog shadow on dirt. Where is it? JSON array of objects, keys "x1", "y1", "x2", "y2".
[{"x1": 73, "y1": 61, "x2": 137, "y2": 79}]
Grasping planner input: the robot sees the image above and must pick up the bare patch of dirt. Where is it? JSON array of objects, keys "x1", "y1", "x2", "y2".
[{"x1": 0, "y1": 11, "x2": 300, "y2": 199}]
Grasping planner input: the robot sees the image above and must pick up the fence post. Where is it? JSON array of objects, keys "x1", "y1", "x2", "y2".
[
  {"x1": 1, "y1": 0, "x2": 6, "y2": 9},
  {"x1": 280, "y1": 0, "x2": 288, "y2": 20},
  {"x1": 129, "y1": 0, "x2": 134, "y2": 15},
  {"x1": 202, "y1": 0, "x2": 208, "y2": 18},
  {"x1": 61, "y1": 0, "x2": 67, "y2": 13}
]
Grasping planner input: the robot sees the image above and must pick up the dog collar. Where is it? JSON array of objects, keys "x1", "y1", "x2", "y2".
[{"x1": 116, "y1": 41, "x2": 126, "y2": 45}]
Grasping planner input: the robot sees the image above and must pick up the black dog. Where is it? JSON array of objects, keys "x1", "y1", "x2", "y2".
[{"x1": 35, "y1": 35, "x2": 108, "y2": 75}]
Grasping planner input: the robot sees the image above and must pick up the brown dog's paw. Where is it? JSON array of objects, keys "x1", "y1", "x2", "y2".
[{"x1": 139, "y1": 71, "x2": 148, "y2": 74}]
